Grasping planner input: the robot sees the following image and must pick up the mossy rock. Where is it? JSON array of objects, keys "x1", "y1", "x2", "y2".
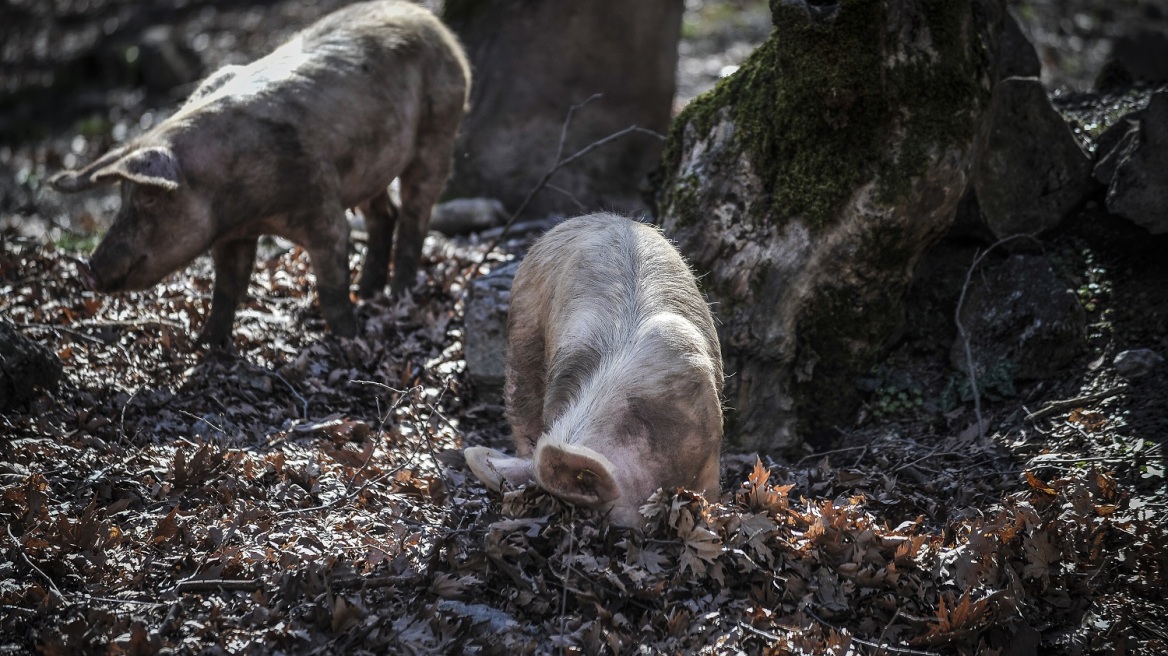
[{"x1": 654, "y1": 0, "x2": 1006, "y2": 453}]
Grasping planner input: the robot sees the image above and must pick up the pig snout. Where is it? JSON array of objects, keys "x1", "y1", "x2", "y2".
[
  {"x1": 85, "y1": 243, "x2": 146, "y2": 292},
  {"x1": 76, "y1": 260, "x2": 99, "y2": 291}
]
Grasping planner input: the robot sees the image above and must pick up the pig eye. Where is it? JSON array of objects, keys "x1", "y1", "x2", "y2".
[{"x1": 137, "y1": 192, "x2": 159, "y2": 210}]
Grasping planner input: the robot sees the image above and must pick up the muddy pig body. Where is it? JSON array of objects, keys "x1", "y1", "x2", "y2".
[
  {"x1": 465, "y1": 213, "x2": 724, "y2": 526},
  {"x1": 51, "y1": 1, "x2": 470, "y2": 346}
]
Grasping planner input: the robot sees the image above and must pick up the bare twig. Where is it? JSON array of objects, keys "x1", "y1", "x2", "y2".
[
  {"x1": 329, "y1": 574, "x2": 418, "y2": 590},
  {"x1": 277, "y1": 382, "x2": 421, "y2": 516},
  {"x1": 1024, "y1": 385, "x2": 1129, "y2": 422},
  {"x1": 178, "y1": 409, "x2": 225, "y2": 434},
  {"x1": 954, "y1": 234, "x2": 1038, "y2": 441},
  {"x1": 270, "y1": 370, "x2": 309, "y2": 419},
  {"x1": 16, "y1": 322, "x2": 105, "y2": 345},
  {"x1": 7, "y1": 525, "x2": 68, "y2": 604},
  {"x1": 807, "y1": 610, "x2": 943, "y2": 656},
  {"x1": 738, "y1": 621, "x2": 787, "y2": 643},
  {"x1": 472, "y1": 94, "x2": 665, "y2": 274},
  {"x1": 876, "y1": 607, "x2": 903, "y2": 656},
  {"x1": 544, "y1": 183, "x2": 589, "y2": 214},
  {"x1": 795, "y1": 445, "x2": 870, "y2": 466},
  {"x1": 171, "y1": 579, "x2": 261, "y2": 594},
  {"x1": 557, "y1": 522, "x2": 574, "y2": 656}
]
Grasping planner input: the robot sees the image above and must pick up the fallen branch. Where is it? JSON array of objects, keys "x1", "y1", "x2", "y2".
[
  {"x1": 795, "y1": 445, "x2": 869, "y2": 466},
  {"x1": 171, "y1": 579, "x2": 261, "y2": 594},
  {"x1": 330, "y1": 574, "x2": 418, "y2": 590},
  {"x1": 807, "y1": 610, "x2": 943, "y2": 656},
  {"x1": 1024, "y1": 385, "x2": 1129, "y2": 422},
  {"x1": 7, "y1": 525, "x2": 68, "y2": 605}
]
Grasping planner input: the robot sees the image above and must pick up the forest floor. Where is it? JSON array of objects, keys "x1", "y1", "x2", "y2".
[{"x1": 2, "y1": 1, "x2": 1168, "y2": 655}]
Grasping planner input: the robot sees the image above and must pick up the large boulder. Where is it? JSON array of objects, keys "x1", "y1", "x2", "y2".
[
  {"x1": 464, "y1": 262, "x2": 518, "y2": 402},
  {"x1": 1094, "y1": 91, "x2": 1168, "y2": 234},
  {"x1": 654, "y1": 0, "x2": 1006, "y2": 452},
  {"x1": 971, "y1": 77, "x2": 1095, "y2": 239},
  {"x1": 441, "y1": 0, "x2": 683, "y2": 220},
  {"x1": 950, "y1": 254, "x2": 1085, "y2": 382}
]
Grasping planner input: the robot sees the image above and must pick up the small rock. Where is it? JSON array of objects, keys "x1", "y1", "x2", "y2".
[
  {"x1": 996, "y1": 10, "x2": 1041, "y2": 82},
  {"x1": 971, "y1": 77, "x2": 1095, "y2": 240},
  {"x1": 430, "y1": 198, "x2": 507, "y2": 235},
  {"x1": 1113, "y1": 348, "x2": 1164, "y2": 379},
  {"x1": 464, "y1": 261, "x2": 519, "y2": 401},
  {"x1": 951, "y1": 254, "x2": 1086, "y2": 381},
  {"x1": 1097, "y1": 91, "x2": 1168, "y2": 234}
]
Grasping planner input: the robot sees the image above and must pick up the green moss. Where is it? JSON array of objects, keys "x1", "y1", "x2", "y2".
[
  {"x1": 788, "y1": 221, "x2": 916, "y2": 435},
  {"x1": 660, "y1": 0, "x2": 990, "y2": 231}
]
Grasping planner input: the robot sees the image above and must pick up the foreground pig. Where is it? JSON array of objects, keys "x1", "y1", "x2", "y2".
[
  {"x1": 50, "y1": 1, "x2": 470, "y2": 346},
  {"x1": 465, "y1": 214, "x2": 724, "y2": 526}
]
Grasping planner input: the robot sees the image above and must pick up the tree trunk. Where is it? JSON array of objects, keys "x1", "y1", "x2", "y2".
[
  {"x1": 441, "y1": 0, "x2": 683, "y2": 219},
  {"x1": 654, "y1": 0, "x2": 1006, "y2": 453}
]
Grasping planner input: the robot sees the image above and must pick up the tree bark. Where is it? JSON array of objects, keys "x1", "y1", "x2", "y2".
[
  {"x1": 442, "y1": 0, "x2": 683, "y2": 219},
  {"x1": 654, "y1": 0, "x2": 1007, "y2": 453}
]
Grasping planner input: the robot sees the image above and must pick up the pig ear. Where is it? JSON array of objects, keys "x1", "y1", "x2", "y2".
[
  {"x1": 50, "y1": 146, "x2": 129, "y2": 193},
  {"x1": 534, "y1": 442, "x2": 621, "y2": 506},
  {"x1": 464, "y1": 446, "x2": 534, "y2": 491},
  {"x1": 92, "y1": 147, "x2": 182, "y2": 191}
]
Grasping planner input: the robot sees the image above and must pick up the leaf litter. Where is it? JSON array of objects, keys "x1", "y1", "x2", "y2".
[{"x1": 1, "y1": 228, "x2": 1165, "y2": 655}]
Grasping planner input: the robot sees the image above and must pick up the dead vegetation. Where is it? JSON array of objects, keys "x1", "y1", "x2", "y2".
[{"x1": 1, "y1": 224, "x2": 1165, "y2": 655}]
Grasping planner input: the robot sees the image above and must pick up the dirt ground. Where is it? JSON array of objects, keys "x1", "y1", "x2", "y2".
[{"x1": 2, "y1": 1, "x2": 1167, "y2": 654}]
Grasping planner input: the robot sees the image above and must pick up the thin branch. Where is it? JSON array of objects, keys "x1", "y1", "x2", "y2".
[
  {"x1": 171, "y1": 579, "x2": 261, "y2": 594},
  {"x1": 329, "y1": 574, "x2": 418, "y2": 590},
  {"x1": 7, "y1": 525, "x2": 68, "y2": 604},
  {"x1": 276, "y1": 382, "x2": 421, "y2": 516},
  {"x1": 954, "y1": 234, "x2": 1038, "y2": 441},
  {"x1": 807, "y1": 610, "x2": 943, "y2": 656},
  {"x1": 472, "y1": 95, "x2": 665, "y2": 274},
  {"x1": 270, "y1": 370, "x2": 309, "y2": 419},
  {"x1": 795, "y1": 445, "x2": 870, "y2": 466},
  {"x1": 1024, "y1": 385, "x2": 1129, "y2": 422}
]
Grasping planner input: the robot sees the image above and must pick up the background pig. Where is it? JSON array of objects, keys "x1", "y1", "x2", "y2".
[
  {"x1": 49, "y1": 1, "x2": 470, "y2": 346},
  {"x1": 465, "y1": 213, "x2": 724, "y2": 527}
]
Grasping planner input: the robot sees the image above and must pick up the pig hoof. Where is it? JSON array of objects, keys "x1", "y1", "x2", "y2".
[{"x1": 197, "y1": 332, "x2": 234, "y2": 352}]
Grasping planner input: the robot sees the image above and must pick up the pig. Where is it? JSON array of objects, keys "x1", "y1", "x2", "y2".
[
  {"x1": 50, "y1": 1, "x2": 470, "y2": 346},
  {"x1": 464, "y1": 213, "x2": 724, "y2": 527}
]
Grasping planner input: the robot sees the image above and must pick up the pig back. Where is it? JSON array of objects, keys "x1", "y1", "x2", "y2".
[{"x1": 174, "y1": 0, "x2": 470, "y2": 209}]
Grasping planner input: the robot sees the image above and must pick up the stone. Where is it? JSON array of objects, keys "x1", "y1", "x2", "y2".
[
  {"x1": 442, "y1": 0, "x2": 682, "y2": 219},
  {"x1": 464, "y1": 261, "x2": 519, "y2": 401},
  {"x1": 1114, "y1": 349, "x2": 1164, "y2": 379},
  {"x1": 0, "y1": 320, "x2": 63, "y2": 411},
  {"x1": 972, "y1": 77, "x2": 1095, "y2": 240},
  {"x1": 996, "y1": 9, "x2": 1041, "y2": 81},
  {"x1": 1102, "y1": 31, "x2": 1168, "y2": 88},
  {"x1": 430, "y1": 198, "x2": 507, "y2": 235},
  {"x1": 101, "y1": 25, "x2": 202, "y2": 94},
  {"x1": 950, "y1": 254, "x2": 1085, "y2": 381},
  {"x1": 1097, "y1": 91, "x2": 1168, "y2": 234},
  {"x1": 653, "y1": 0, "x2": 1005, "y2": 452}
]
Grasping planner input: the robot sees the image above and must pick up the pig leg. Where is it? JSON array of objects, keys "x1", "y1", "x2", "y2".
[
  {"x1": 299, "y1": 208, "x2": 357, "y2": 338},
  {"x1": 390, "y1": 140, "x2": 454, "y2": 298},
  {"x1": 503, "y1": 275, "x2": 547, "y2": 458},
  {"x1": 200, "y1": 237, "x2": 258, "y2": 348},
  {"x1": 355, "y1": 188, "x2": 398, "y2": 299}
]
